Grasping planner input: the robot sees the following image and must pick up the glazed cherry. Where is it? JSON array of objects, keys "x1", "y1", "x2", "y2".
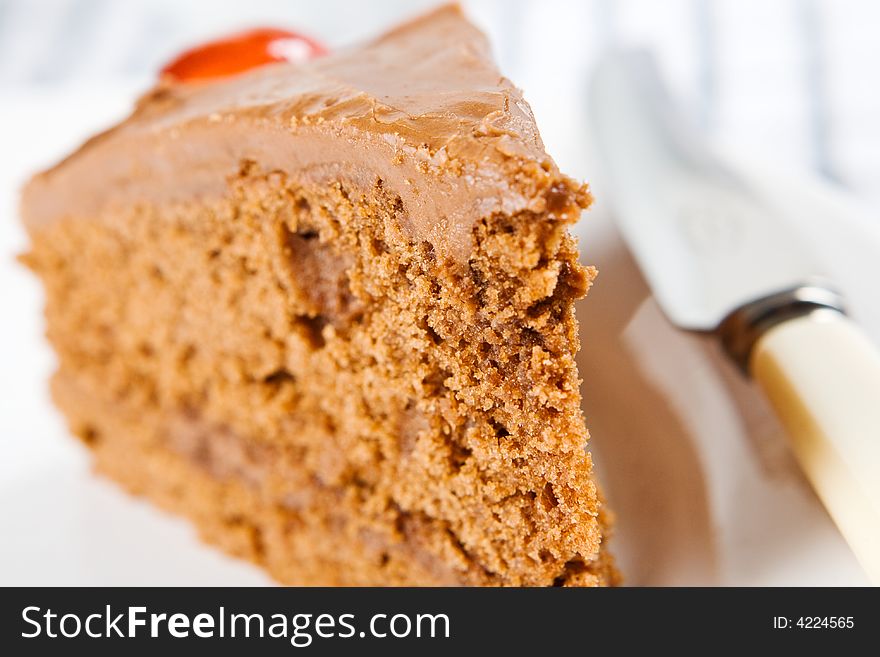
[{"x1": 161, "y1": 28, "x2": 327, "y2": 82}]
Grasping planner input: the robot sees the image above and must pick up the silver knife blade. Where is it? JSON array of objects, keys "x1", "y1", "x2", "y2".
[{"x1": 589, "y1": 50, "x2": 830, "y2": 331}]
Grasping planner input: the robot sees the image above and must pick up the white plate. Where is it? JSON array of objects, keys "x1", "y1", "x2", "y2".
[
  {"x1": 0, "y1": 87, "x2": 875, "y2": 585},
  {"x1": 573, "y1": 151, "x2": 879, "y2": 586}
]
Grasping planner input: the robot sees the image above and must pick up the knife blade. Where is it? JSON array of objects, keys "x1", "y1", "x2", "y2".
[
  {"x1": 588, "y1": 50, "x2": 832, "y2": 332},
  {"x1": 588, "y1": 50, "x2": 880, "y2": 584}
]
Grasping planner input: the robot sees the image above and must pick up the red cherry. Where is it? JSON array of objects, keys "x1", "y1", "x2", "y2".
[{"x1": 161, "y1": 28, "x2": 327, "y2": 82}]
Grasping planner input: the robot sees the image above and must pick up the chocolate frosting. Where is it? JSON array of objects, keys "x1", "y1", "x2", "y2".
[{"x1": 21, "y1": 4, "x2": 584, "y2": 263}]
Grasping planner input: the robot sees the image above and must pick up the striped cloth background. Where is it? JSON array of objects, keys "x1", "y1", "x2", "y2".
[{"x1": 1, "y1": 0, "x2": 879, "y2": 207}]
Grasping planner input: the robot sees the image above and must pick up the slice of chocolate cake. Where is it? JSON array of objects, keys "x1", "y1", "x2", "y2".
[{"x1": 21, "y1": 5, "x2": 617, "y2": 586}]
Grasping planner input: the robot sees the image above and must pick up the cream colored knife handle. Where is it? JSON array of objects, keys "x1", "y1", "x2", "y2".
[{"x1": 750, "y1": 310, "x2": 880, "y2": 584}]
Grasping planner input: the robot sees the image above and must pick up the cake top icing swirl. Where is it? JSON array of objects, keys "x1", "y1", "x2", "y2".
[{"x1": 22, "y1": 4, "x2": 587, "y2": 263}]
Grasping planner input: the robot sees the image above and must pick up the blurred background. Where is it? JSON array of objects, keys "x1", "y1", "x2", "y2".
[{"x1": 2, "y1": 0, "x2": 879, "y2": 585}]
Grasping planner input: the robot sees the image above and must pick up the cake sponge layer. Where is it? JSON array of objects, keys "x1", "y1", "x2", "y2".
[
  {"x1": 24, "y1": 165, "x2": 615, "y2": 586},
  {"x1": 53, "y1": 371, "x2": 617, "y2": 586}
]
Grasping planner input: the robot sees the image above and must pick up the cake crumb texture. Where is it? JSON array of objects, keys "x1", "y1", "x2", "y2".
[{"x1": 25, "y1": 166, "x2": 615, "y2": 586}]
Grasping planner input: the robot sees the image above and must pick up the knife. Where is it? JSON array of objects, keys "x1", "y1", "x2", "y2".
[{"x1": 589, "y1": 51, "x2": 880, "y2": 584}]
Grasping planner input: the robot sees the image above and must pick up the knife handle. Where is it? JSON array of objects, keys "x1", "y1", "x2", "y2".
[{"x1": 750, "y1": 310, "x2": 880, "y2": 584}]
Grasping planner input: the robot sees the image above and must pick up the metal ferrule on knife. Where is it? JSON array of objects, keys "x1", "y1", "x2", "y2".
[{"x1": 718, "y1": 283, "x2": 846, "y2": 372}]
